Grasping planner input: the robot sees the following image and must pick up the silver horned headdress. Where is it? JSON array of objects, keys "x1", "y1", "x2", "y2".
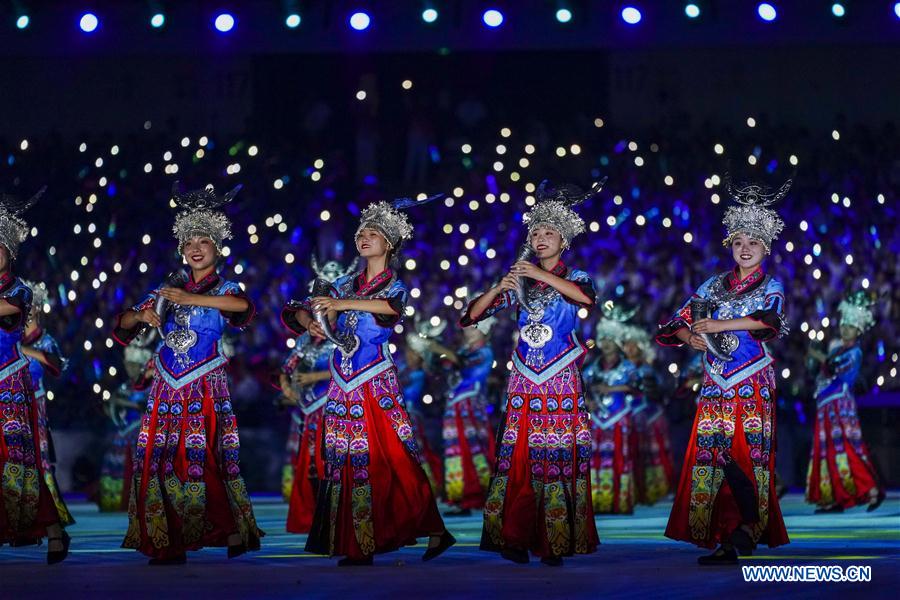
[
  {"x1": 171, "y1": 181, "x2": 241, "y2": 251},
  {"x1": 722, "y1": 174, "x2": 789, "y2": 253},
  {"x1": 837, "y1": 290, "x2": 876, "y2": 333},
  {"x1": 307, "y1": 256, "x2": 359, "y2": 291},
  {"x1": 355, "y1": 194, "x2": 443, "y2": 249},
  {"x1": 22, "y1": 279, "x2": 49, "y2": 311},
  {"x1": 524, "y1": 178, "x2": 606, "y2": 247},
  {"x1": 595, "y1": 299, "x2": 636, "y2": 346},
  {"x1": 0, "y1": 186, "x2": 44, "y2": 260},
  {"x1": 405, "y1": 316, "x2": 447, "y2": 359}
]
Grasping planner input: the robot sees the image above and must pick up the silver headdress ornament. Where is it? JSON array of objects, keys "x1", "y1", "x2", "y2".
[
  {"x1": 595, "y1": 299, "x2": 637, "y2": 346},
  {"x1": 22, "y1": 279, "x2": 49, "y2": 310},
  {"x1": 170, "y1": 181, "x2": 241, "y2": 250},
  {"x1": 0, "y1": 186, "x2": 44, "y2": 260},
  {"x1": 622, "y1": 324, "x2": 657, "y2": 362},
  {"x1": 405, "y1": 316, "x2": 447, "y2": 359},
  {"x1": 837, "y1": 290, "x2": 876, "y2": 333},
  {"x1": 722, "y1": 174, "x2": 789, "y2": 253},
  {"x1": 308, "y1": 256, "x2": 359, "y2": 291},
  {"x1": 524, "y1": 178, "x2": 606, "y2": 247},
  {"x1": 356, "y1": 194, "x2": 444, "y2": 249}
]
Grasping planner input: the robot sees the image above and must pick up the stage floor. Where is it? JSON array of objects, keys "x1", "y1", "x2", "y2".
[{"x1": 2, "y1": 493, "x2": 898, "y2": 599}]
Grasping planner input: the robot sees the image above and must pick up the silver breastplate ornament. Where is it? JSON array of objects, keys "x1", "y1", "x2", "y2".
[{"x1": 519, "y1": 284, "x2": 560, "y2": 367}]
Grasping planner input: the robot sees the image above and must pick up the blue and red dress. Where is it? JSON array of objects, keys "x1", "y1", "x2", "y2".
[
  {"x1": 583, "y1": 354, "x2": 637, "y2": 514},
  {"x1": 0, "y1": 273, "x2": 72, "y2": 542},
  {"x1": 656, "y1": 266, "x2": 789, "y2": 549},
  {"x1": 282, "y1": 267, "x2": 444, "y2": 560},
  {"x1": 113, "y1": 271, "x2": 263, "y2": 559},
  {"x1": 442, "y1": 344, "x2": 495, "y2": 509},
  {"x1": 463, "y1": 260, "x2": 598, "y2": 558},
  {"x1": 805, "y1": 341, "x2": 881, "y2": 509},
  {"x1": 280, "y1": 333, "x2": 333, "y2": 534}
]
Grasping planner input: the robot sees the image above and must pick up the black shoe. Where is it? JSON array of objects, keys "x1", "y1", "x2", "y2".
[
  {"x1": 814, "y1": 504, "x2": 844, "y2": 514},
  {"x1": 337, "y1": 556, "x2": 374, "y2": 566},
  {"x1": 867, "y1": 490, "x2": 886, "y2": 513},
  {"x1": 500, "y1": 547, "x2": 529, "y2": 564},
  {"x1": 443, "y1": 508, "x2": 472, "y2": 517},
  {"x1": 148, "y1": 554, "x2": 187, "y2": 566},
  {"x1": 422, "y1": 531, "x2": 456, "y2": 562},
  {"x1": 46, "y1": 531, "x2": 70, "y2": 565},
  {"x1": 697, "y1": 546, "x2": 738, "y2": 566},
  {"x1": 729, "y1": 527, "x2": 755, "y2": 556},
  {"x1": 541, "y1": 556, "x2": 563, "y2": 567},
  {"x1": 228, "y1": 543, "x2": 247, "y2": 559}
]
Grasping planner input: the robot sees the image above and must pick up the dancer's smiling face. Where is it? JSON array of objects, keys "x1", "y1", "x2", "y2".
[
  {"x1": 356, "y1": 228, "x2": 389, "y2": 259},
  {"x1": 530, "y1": 227, "x2": 563, "y2": 259},
  {"x1": 182, "y1": 237, "x2": 218, "y2": 271},
  {"x1": 840, "y1": 325, "x2": 860, "y2": 343},
  {"x1": 731, "y1": 233, "x2": 765, "y2": 272}
]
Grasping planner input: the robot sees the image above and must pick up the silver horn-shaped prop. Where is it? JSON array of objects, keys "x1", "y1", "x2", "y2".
[
  {"x1": 154, "y1": 270, "x2": 188, "y2": 339},
  {"x1": 311, "y1": 278, "x2": 357, "y2": 355},
  {"x1": 689, "y1": 299, "x2": 735, "y2": 362},
  {"x1": 512, "y1": 243, "x2": 537, "y2": 313}
]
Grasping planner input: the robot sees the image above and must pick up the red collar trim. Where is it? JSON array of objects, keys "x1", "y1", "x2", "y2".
[
  {"x1": 726, "y1": 267, "x2": 764, "y2": 293},
  {"x1": 185, "y1": 271, "x2": 220, "y2": 294},
  {"x1": 356, "y1": 268, "x2": 393, "y2": 295}
]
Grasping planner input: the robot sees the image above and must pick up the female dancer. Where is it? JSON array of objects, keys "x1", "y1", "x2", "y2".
[
  {"x1": 463, "y1": 180, "x2": 602, "y2": 566},
  {"x1": 428, "y1": 317, "x2": 496, "y2": 516},
  {"x1": 584, "y1": 304, "x2": 637, "y2": 515},
  {"x1": 805, "y1": 291, "x2": 885, "y2": 512},
  {"x1": 401, "y1": 325, "x2": 443, "y2": 493},
  {"x1": 0, "y1": 188, "x2": 72, "y2": 563},
  {"x1": 20, "y1": 281, "x2": 74, "y2": 528},
  {"x1": 655, "y1": 177, "x2": 791, "y2": 565},
  {"x1": 279, "y1": 258, "x2": 350, "y2": 522},
  {"x1": 112, "y1": 183, "x2": 262, "y2": 564},
  {"x1": 282, "y1": 197, "x2": 453, "y2": 566},
  {"x1": 622, "y1": 324, "x2": 674, "y2": 505},
  {"x1": 98, "y1": 336, "x2": 155, "y2": 512}
]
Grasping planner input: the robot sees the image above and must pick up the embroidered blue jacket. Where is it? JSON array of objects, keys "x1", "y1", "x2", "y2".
[
  {"x1": 0, "y1": 274, "x2": 33, "y2": 382},
  {"x1": 583, "y1": 356, "x2": 637, "y2": 429},
  {"x1": 461, "y1": 261, "x2": 594, "y2": 385},
  {"x1": 447, "y1": 345, "x2": 494, "y2": 407},
  {"x1": 656, "y1": 267, "x2": 786, "y2": 391},
  {"x1": 814, "y1": 341, "x2": 862, "y2": 408}
]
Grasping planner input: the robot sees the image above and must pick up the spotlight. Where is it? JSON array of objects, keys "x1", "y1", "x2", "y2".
[
  {"x1": 757, "y1": 3, "x2": 777, "y2": 22},
  {"x1": 482, "y1": 9, "x2": 504, "y2": 28},
  {"x1": 831, "y1": 3, "x2": 845, "y2": 18},
  {"x1": 285, "y1": 13, "x2": 301, "y2": 28},
  {"x1": 16, "y1": 15, "x2": 30, "y2": 29},
  {"x1": 150, "y1": 13, "x2": 166, "y2": 28},
  {"x1": 349, "y1": 11, "x2": 371, "y2": 30},
  {"x1": 621, "y1": 6, "x2": 642, "y2": 25},
  {"x1": 896, "y1": 2, "x2": 900, "y2": 19},
  {"x1": 422, "y1": 8, "x2": 438, "y2": 23},
  {"x1": 556, "y1": 8, "x2": 573, "y2": 23},
  {"x1": 79, "y1": 12, "x2": 99, "y2": 33},
  {"x1": 684, "y1": 3, "x2": 701, "y2": 19},
  {"x1": 214, "y1": 13, "x2": 236, "y2": 32}
]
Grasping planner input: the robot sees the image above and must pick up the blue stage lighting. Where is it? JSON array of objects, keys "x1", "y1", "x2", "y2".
[
  {"x1": 894, "y1": 3, "x2": 900, "y2": 19},
  {"x1": 214, "y1": 13, "x2": 235, "y2": 32},
  {"x1": 16, "y1": 15, "x2": 30, "y2": 29},
  {"x1": 685, "y1": 4, "x2": 701, "y2": 19},
  {"x1": 621, "y1": 6, "x2": 642, "y2": 25},
  {"x1": 286, "y1": 13, "x2": 301, "y2": 28},
  {"x1": 757, "y1": 3, "x2": 777, "y2": 22},
  {"x1": 80, "y1": 13, "x2": 99, "y2": 33},
  {"x1": 422, "y1": 8, "x2": 438, "y2": 23},
  {"x1": 831, "y1": 3, "x2": 845, "y2": 18},
  {"x1": 482, "y1": 9, "x2": 504, "y2": 28},
  {"x1": 150, "y1": 13, "x2": 165, "y2": 28},
  {"x1": 556, "y1": 8, "x2": 573, "y2": 23},
  {"x1": 349, "y1": 11, "x2": 371, "y2": 30}
]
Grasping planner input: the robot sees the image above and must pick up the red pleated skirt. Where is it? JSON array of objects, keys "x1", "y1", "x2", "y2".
[
  {"x1": 305, "y1": 368, "x2": 444, "y2": 560},
  {"x1": 805, "y1": 392, "x2": 880, "y2": 509},
  {"x1": 666, "y1": 368, "x2": 788, "y2": 549},
  {"x1": 443, "y1": 397, "x2": 493, "y2": 509},
  {"x1": 286, "y1": 408, "x2": 325, "y2": 534}
]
